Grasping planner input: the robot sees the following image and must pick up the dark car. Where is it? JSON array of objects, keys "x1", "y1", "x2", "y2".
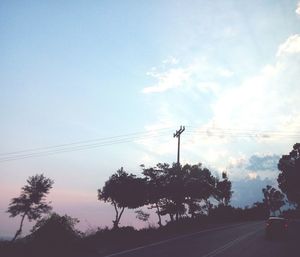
[{"x1": 265, "y1": 217, "x2": 288, "y2": 239}]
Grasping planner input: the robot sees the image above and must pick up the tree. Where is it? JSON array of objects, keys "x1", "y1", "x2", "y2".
[
  {"x1": 161, "y1": 163, "x2": 186, "y2": 221},
  {"x1": 30, "y1": 212, "x2": 81, "y2": 256},
  {"x1": 262, "y1": 185, "x2": 285, "y2": 216},
  {"x1": 215, "y1": 172, "x2": 233, "y2": 206},
  {"x1": 142, "y1": 163, "x2": 220, "y2": 222},
  {"x1": 183, "y1": 164, "x2": 216, "y2": 218},
  {"x1": 7, "y1": 174, "x2": 54, "y2": 241},
  {"x1": 30, "y1": 212, "x2": 80, "y2": 242},
  {"x1": 135, "y1": 209, "x2": 150, "y2": 222},
  {"x1": 277, "y1": 143, "x2": 300, "y2": 206},
  {"x1": 141, "y1": 163, "x2": 168, "y2": 227},
  {"x1": 98, "y1": 168, "x2": 147, "y2": 229}
]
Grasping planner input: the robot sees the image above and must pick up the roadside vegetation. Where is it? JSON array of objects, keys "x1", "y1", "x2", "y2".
[{"x1": 1, "y1": 143, "x2": 300, "y2": 257}]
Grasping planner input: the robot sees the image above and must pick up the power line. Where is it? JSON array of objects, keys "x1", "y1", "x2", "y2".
[
  {"x1": 0, "y1": 129, "x2": 173, "y2": 162},
  {"x1": 1, "y1": 126, "x2": 299, "y2": 163},
  {"x1": 187, "y1": 128, "x2": 299, "y2": 134},
  {"x1": 186, "y1": 130, "x2": 300, "y2": 138},
  {"x1": 185, "y1": 126, "x2": 300, "y2": 138},
  {"x1": 0, "y1": 128, "x2": 173, "y2": 157}
]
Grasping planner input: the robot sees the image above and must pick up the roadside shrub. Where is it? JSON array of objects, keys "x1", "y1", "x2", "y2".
[{"x1": 28, "y1": 212, "x2": 82, "y2": 257}]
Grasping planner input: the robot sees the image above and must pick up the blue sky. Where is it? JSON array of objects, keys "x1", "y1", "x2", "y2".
[{"x1": 1, "y1": 0, "x2": 300, "y2": 237}]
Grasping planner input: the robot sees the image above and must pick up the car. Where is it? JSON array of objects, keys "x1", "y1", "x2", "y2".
[{"x1": 265, "y1": 217, "x2": 288, "y2": 239}]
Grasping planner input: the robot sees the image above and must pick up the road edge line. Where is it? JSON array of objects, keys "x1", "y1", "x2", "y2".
[{"x1": 101, "y1": 221, "x2": 262, "y2": 257}]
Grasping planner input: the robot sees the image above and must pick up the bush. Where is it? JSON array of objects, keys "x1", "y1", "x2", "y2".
[{"x1": 28, "y1": 212, "x2": 82, "y2": 257}]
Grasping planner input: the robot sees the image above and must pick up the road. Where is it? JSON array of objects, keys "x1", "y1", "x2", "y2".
[{"x1": 102, "y1": 221, "x2": 300, "y2": 257}]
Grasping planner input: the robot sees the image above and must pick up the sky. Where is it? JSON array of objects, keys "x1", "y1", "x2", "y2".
[{"x1": 1, "y1": 0, "x2": 300, "y2": 237}]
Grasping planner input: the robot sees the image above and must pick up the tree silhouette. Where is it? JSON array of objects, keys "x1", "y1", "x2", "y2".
[
  {"x1": 141, "y1": 163, "x2": 168, "y2": 227},
  {"x1": 135, "y1": 209, "x2": 150, "y2": 222},
  {"x1": 183, "y1": 164, "x2": 216, "y2": 218},
  {"x1": 30, "y1": 212, "x2": 81, "y2": 243},
  {"x1": 142, "y1": 163, "x2": 187, "y2": 223},
  {"x1": 7, "y1": 174, "x2": 54, "y2": 241},
  {"x1": 262, "y1": 185, "x2": 285, "y2": 216},
  {"x1": 215, "y1": 172, "x2": 233, "y2": 206},
  {"x1": 142, "y1": 163, "x2": 224, "y2": 222},
  {"x1": 29, "y1": 212, "x2": 81, "y2": 257},
  {"x1": 163, "y1": 163, "x2": 186, "y2": 221},
  {"x1": 98, "y1": 168, "x2": 147, "y2": 229},
  {"x1": 277, "y1": 143, "x2": 300, "y2": 206}
]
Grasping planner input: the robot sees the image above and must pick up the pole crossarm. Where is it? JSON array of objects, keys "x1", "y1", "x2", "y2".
[{"x1": 173, "y1": 126, "x2": 185, "y2": 138}]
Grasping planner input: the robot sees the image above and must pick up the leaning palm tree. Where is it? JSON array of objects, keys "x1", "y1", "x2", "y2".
[{"x1": 7, "y1": 174, "x2": 54, "y2": 241}]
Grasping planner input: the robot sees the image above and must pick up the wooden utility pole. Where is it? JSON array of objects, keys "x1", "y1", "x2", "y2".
[{"x1": 173, "y1": 126, "x2": 185, "y2": 165}]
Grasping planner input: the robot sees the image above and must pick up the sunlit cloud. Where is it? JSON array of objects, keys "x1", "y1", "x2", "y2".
[
  {"x1": 247, "y1": 172, "x2": 258, "y2": 180},
  {"x1": 139, "y1": 30, "x2": 300, "y2": 179},
  {"x1": 277, "y1": 34, "x2": 300, "y2": 57},
  {"x1": 196, "y1": 82, "x2": 221, "y2": 94},
  {"x1": 217, "y1": 68, "x2": 234, "y2": 78},
  {"x1": 296, "y1": 1, "x2": 300, "y2": 16},
  {"x1": 162, "y1": 56, "x2": 179, "y2": 65},
  {"x1": 142, "y1": 59, "x2": 232, "y2": 94},
  {"x1": 226, "y1": 156, "x2": 247, "y2": 170},
  {"x1": 142, "y1": 67, "x2": 191, "y2": 93}
]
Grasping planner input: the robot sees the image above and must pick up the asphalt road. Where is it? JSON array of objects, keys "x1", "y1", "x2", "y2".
[{"x1": 102, "y1": 221, "x2": 300, "y2": 257}]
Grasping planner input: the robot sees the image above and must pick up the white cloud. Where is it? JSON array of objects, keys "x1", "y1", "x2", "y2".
[
  {"x1": 135, "y1": 104, "x2": 177, "y2": 157},
  {"x1": 296, "y1": 1, "x2": 300, "y2": 16},
  {"x1": 277, "y1": 34, "x2": 300, "y2": 57},
  {"x1": 162, "y1": 56, "x2": 179, "y2": 65},
  {"x1": 227, "y1": 156, "x2": 247, "y2": 170},
  {"x1": 139, "y1": 32, "x2": 300, "y2": 178},
  {"x1": 142, "y1": 67, "x2": 191, "y2": 93},
  {"x1": 142, "y1": 59, "x2": 233, "y2": 94},
  {"x1": 197, "y1": 82, "x2": 220, "y2": 94},
  {"x1": 247, "y1": 172, "x2": 258, "y2": 180},
  {"x1": 217, "y1": 68, "x2": 234, "y2": 78},
  {"x1": 208, "y1": 35, "x2": 300, "y2": 137}
]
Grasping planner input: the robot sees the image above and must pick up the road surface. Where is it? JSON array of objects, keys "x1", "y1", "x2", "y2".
[{"x1": 101, "y1": 220, "x2": 300, "y2": 257}]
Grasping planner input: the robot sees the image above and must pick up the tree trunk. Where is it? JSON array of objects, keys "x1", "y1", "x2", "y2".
[
  {"x1": 169, "y1": 213, "x2": 174, "y2": 222},
  {"x1": 113, "y1": 202, "x2": 119, "y2": 229},
  {"x1": 12, "y1": 213, "x2": 26, "y2": 242},
  {"x1": 113, "y1": 203, "x2": 125, "y2": 229},
  {"x1": 155, "y1": 203, "x2": 162, "y2": 227},
  {"x1": 116, "y1": 207, "x2": 125, "y2": 228}
]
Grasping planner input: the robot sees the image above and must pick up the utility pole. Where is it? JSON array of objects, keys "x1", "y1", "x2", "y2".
[{"x1": 173, "y1": 126, "x2": 185, "y2": 165}]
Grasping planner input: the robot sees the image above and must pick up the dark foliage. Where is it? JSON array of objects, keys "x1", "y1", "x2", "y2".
[
  {"x1": 262, "y1": 185, "x2": 285, "y2": 215},
  {"x1": 30, "y1": 212, "x2": 81, "y2": 242},
  {"x1": 7, "y1": 174, "x2": 54, "y2": 241},
  {"x1": 28, "y1": 212, "x2": 82, "y2": 257},
  {"x1": 215, "y1": 172, "x2": 233, "y2": 206},
  {"x1": 98, "y1": 167, "x2": 148, "y2": 228},
  {"x1": 141, "y1": 163, "x2": 232, "y2": 224},
  {"x1": 0, "y1": 213, "x2": 83, "y2": 257},
  {"x1": 277, "y1": 143, "x2": 300, "y2": 206}
]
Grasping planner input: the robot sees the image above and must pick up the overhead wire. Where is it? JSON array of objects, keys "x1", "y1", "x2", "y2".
[
  {"x1": 0, "y1": 128, "x2": 173, "y2": 156},
  {"x1": 0, "y1": 128, "x2": 173, "y2": 162},
  {"x1": 185, "y1": 126, "x2": 300, "y2": 138},
  {"x1": 1, "y1": 126, "x2": 299, "y2": 163}
]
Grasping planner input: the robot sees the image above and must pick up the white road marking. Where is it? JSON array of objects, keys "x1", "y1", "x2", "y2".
[
  {"x1": 200, "y1": 228, "x2": 262, "y2": 257},
  {"x1": 101, "y1": 222, "x2": 262, "y2": 257}
]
